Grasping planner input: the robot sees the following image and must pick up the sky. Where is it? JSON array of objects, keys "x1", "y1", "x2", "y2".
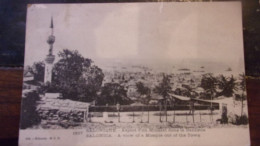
[{"x1": 24, "y1": 2, "x2": 245, "y2": 73}]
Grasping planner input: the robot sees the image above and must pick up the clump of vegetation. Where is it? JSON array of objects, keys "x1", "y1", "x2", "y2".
[
  {"x1": 200, "y1": 73, "x2": 217, "y2": 100},
  {"x1": 231, "y1": 114, "x2": 249, "y2": 125},
  {"x1": 136, "y1": 81, "x2": 151, "y2": 104},
  {"x1": 217, "y1": 75, "x2": 237, "y2": 97},
  {"x1": 20, "y1": 91, "x2": 41, "y2": 129},
  {"x1": 97, "y1": 82, "x2": 132, "y2": 105},
  {"x1": 200, "y1": 73, "x2": 242, "y2": 99},
  {"x1": 40, "y1": 49, "x2": 104, "y2": 102}
]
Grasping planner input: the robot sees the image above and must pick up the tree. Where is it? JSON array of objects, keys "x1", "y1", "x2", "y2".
[
  {"x1": 27, "y1": 61, "x2": 45, "y2": 82},
  {"x1": 236, "y1": 73, "x2": 247, "y2": 117},
  {"x1": 201, "y1": 73, "x2": 217, "y2": 99},
  {"x1": 45, "y1": 49, "x2": 104, "y2": 102},
  {"x1": 200, "y1": 73, "x2": 217, "y2": 111},
  {"x1": 153, "y1": 74, "x2": 172, "y2": 122},
  {"x1": 234, "y1": 74, "x2": 249, "y2": 125},
  {"x1": 136, "y1": 81, "x2": 151, "y2": 104},
  {"x1": 217, "y1": 75, "x2": 237, "y2": 97},
  {"x1": 97, "y1": 82, "x2": 132, "y2": 105},
  {"x1": 154, "y1": 74, "x2": 172, "y2": 100}
]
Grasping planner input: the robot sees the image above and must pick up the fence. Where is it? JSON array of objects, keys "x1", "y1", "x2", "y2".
[
  {"x1": 89, "y1": 104, "x2": 219, "y2": 112},
  {"x1": 87, "y1": 104, "x2": 220, "y2": 124}
]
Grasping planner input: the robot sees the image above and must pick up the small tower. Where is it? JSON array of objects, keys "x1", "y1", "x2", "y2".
[{"x1": 44, "y1": 17, "x2": 55, "y2": 83}]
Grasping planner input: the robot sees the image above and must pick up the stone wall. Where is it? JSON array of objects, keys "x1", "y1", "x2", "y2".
[{"x1": 37, "y1": 108, "x2": 85, "y2": 128}]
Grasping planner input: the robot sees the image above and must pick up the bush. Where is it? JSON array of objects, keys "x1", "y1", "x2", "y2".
[
  {"x1": 20, "y1": 91, "x2": 41, "y2": 129},
  {"x1": 229, "y1": 114, "x2": 249, "y2": 125}
]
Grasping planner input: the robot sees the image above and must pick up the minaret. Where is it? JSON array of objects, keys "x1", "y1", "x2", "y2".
[{"x1": 44, "y1": 17, "x2": 55, "y2": 83}]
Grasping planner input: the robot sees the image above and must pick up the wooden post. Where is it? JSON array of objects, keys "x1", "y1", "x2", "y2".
[
  {"x1": 192, "y1": 112, "x2": 194, "y2": 123},
  {"x1": 89, "y1": 110, "x2": 91, "y2": 123},
  {"x1": 165, "y1": 100, "x2": 168, "y2": 122},
  {"x1": 210, "y1": 106, "x2": 214, "y2": 123},
  {"x1": 186, "y1": 112, "x2": 188, "y2": 123},
  {"x1": 173, "y1": 108, "x2": 175, "y2": 123},
  {"x1": 241, "y1": 93, "x2": 244, "y2": 117},
  {"x1": 211, "y1": 111, "x2": 214, "y2": 122},
  {"x1": 200, "y1": 112, "x2": 201, "y2": 122},
  {"x1": 192, "y1": 103, "x2": 194, "y2": 123},
  {"x1": 147, "y1": 106, "x2": 150, "y2": 123},
  {"x1": 85, "y1": 106, "x2": 89, "y2": 123},
  {"x1": 141, "y1": 106, "x2": 143, "y2": 123},
  {"x1": 84, "y1": 109, "x2": 87, "y2": 123},
  {"x1": 159, "y1": 103, "x2": 162, "y2": 123},
  {"x1": 118, "y1": 111, "x2": 120, "y2": 123},
  {"x1": 209, "y1": 109, "x2": 212, "y2": 123},
  {"x1": 133, "y1": 111, "x2": 135, "y2": 123},
  {"x1": 210, "y1": 95, "x2": 213, "y2": 123},
  {"x1": 117, "y1": 103, "x2": 120, "y2": 123}
]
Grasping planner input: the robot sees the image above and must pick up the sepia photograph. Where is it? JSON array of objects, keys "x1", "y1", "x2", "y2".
[{"x1": 19, "y1": 2, "x2": 250, "y2": 146}]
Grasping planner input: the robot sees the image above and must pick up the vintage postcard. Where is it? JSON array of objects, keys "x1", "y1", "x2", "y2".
[{"x1": 19, "y1": 2, "x2": 250, "y2": 146}]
